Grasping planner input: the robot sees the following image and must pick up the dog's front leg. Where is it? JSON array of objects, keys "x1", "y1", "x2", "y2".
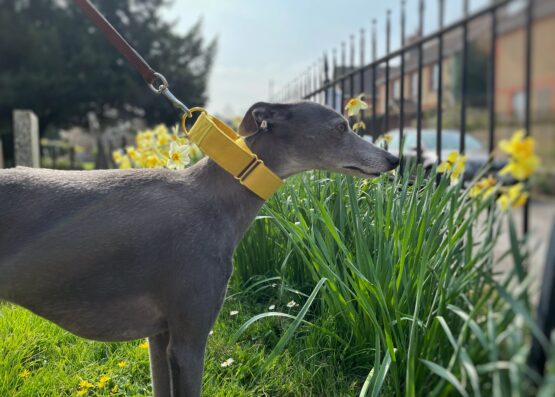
[
  {"x1": 149, "y1": 332, "x2": 171, "y2": 397},
  {"x1": 167, "y1": 332, "x2": 208, "y2": 397}
]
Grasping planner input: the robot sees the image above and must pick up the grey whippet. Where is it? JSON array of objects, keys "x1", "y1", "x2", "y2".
[{"x1": 0, "y1": 101, "x2": 399, "y2": 396}]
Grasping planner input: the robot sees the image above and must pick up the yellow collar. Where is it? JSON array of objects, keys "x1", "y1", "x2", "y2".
[{"x1": 183, "y1": 109, "x2": 283, "y2": 200}]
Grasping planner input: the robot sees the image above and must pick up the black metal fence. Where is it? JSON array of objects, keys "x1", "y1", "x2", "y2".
[{"x1": 273, "y1": 0, "x2": 543, "y2": 234}]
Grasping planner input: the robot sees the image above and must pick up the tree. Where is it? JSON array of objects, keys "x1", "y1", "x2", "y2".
[{"x1": 0, "y1": 0, "x2": 216, "y2": 164}]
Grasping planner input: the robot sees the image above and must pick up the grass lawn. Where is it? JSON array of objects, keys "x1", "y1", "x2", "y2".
[{"x1": 0, "y1": 281, "x2": 356, "y2": 397}]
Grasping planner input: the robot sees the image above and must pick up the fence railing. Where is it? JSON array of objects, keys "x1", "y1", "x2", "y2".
[{"x1": 273, "y1": 0, "x2": 541, "y2": 234}]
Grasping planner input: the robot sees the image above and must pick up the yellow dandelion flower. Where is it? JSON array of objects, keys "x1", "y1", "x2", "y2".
[
  {"x1": 97, "y1": 375, "x2": 110, "y2": 389},
  {"x1": 139, "y1": 341, "x2": 149, "y2": 350},
  {"x1": 117, "y1": 360, "x2": 127, "y2": 368},
  {"x1": 19, "y1": 369, "x2": 31, "y2": 379},
  {"x1": 344, "y1": 95, "x2": 368, "y2": 117},
  {"x1": 79, "y1": 380, "x2": 95, "y2": 389},
  {"x1": 76, "y1": 389, "x2": 87, "y2": 396}
]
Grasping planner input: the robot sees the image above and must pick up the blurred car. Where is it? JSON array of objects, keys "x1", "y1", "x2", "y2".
[{"x1": 364, "y1": 128, "x2": 508, "y2": 181}]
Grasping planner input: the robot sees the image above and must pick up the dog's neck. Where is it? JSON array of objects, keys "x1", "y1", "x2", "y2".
[{"x1": 186, "y1": 157, "x2": 276, "y2": 248}]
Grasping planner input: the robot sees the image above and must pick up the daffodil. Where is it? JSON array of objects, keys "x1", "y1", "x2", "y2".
[
  {"x1": 139, "y1": 341, "x2": 149, "y2": 350},
  {"x1": 136, "y1": 130, "x2": 154, "y2": 149},
  {"x1": 450, "y1": 155, "x2": 467, "y2": 185},
  {"x1": 154, "y1": 124, "x2": 171, "y2": 147},
  {"x1": 469, "y1": 175, "x2": 497, "y2": 198},
  {"x1": 437, "y1": 151, "x2": 466, "y2": 185},
  {"x1": 112, "y1": 150, "x2": 123, "y2": 163},
  {"x1": 146, "y1": 154, "x2": 162, "y2": 169},
  {"x1": 344, "y1": 95, "x2": 368, "y2": 117},
  {"x1": 500, "y1": 157, "x2": 540, "y2": 181},
  {"x1": 126, "y1": 146, "x2": 140, "y2": 162},
  {"x1": 167, "y1": 142, "x2": 190, "y2": 170},
  {"x1": 381, "y1": 133, "x2": 393, "y2": 144},
  {"x1": 117, "y1": 155, "x2": 132, "y2": 169},
  {"x1": 498, "y1": 130, "x2": 540, "y2": 180},
  {"x1": 221, "y1": 358, "x2": 235, "y2": 367},
  {"x1": 497, "y1": 183, "x2": 529, "y2": 211},
  {"x1": 353, "y1": 121, "x2": 366, "y2": 131}
]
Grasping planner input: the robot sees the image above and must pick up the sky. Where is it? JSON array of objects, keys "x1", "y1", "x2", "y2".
[{"x1": 162, "y1": 0, "x2": 492, "y2": 118}]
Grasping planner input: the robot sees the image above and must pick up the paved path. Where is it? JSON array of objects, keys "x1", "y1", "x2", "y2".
[{"x1": 494, "y1": 197, "x2": 555, "y2": 303}]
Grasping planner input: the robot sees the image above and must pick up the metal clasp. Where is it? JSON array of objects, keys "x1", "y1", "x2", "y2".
[{"x1": 148, "y1": 72, "x2": 190, "y2": 115}]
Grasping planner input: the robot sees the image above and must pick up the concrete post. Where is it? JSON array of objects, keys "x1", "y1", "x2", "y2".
[
  {"x1": 13, "y1": 110, "x2": 40, "y2": 168},
  {"x1": 0, "y1": 139, "x2": 4, "y2": 168}
]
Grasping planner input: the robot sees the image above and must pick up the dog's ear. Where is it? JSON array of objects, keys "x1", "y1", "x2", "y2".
[{"x1": 238, "y1": 102, "x2": 288, "y2": 137}]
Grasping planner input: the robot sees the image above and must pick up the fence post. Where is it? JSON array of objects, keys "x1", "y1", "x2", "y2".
[
  {"x1": 0, "y1": 139, "x2": 4, "y2": 168},
  {"x1": 13, "y1": 110, "x2": 40, "y2": 168}
]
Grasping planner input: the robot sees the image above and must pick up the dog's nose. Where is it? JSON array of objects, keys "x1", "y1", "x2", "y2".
[{"x1": 386, "y1": 152, "x2": 400, "y2": 168}]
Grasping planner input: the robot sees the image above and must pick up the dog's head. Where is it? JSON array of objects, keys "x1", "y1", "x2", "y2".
[{"x1": 238, "y1": 101, "x2": 399, "y2": 178}]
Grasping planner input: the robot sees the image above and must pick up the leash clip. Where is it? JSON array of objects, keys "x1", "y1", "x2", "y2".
[{"x1": 149, "y1": 72, "x2": 190, "y2": 115}]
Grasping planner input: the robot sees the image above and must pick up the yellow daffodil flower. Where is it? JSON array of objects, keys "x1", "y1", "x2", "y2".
[
  {"x1": 117, "y1": 155, "x2": 132, "y2": 169},
  {"x1": 112, "y1": 150, "x2": 123, "y2": 163},
  {"x1": 126, "y1": 146, "x2": 140, "y2": 162},
  {"x1": 146, "y1": 154, "x2": 162, "y2": 169},
  {"x1": 497, "y1": 183, "x2": 529, "y2": 211},
  {"x1": 438, "y1": 151, "x2": 466, "y2": 185},
  {"x1": 498, "y1": 130, "x2": 540, "y2": 180},
  {"x1": 469, "y1": 175, "x2": 497, "y2": 198},
  {"x1": 344, "y1": 95, "x2": 368, "y2": 117},
  {"x1": 450, "y1": 155, "x2": 467, "y2": 185},
  {"x1": 136, "y1": 130, "x2": 154, "y2": 150},
  {"x1": 167, "y1": 142, "x2": 191, "y2": 170},
  {"x1": 353, "y1": 120, "x2": 366, "y2": 131}
]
